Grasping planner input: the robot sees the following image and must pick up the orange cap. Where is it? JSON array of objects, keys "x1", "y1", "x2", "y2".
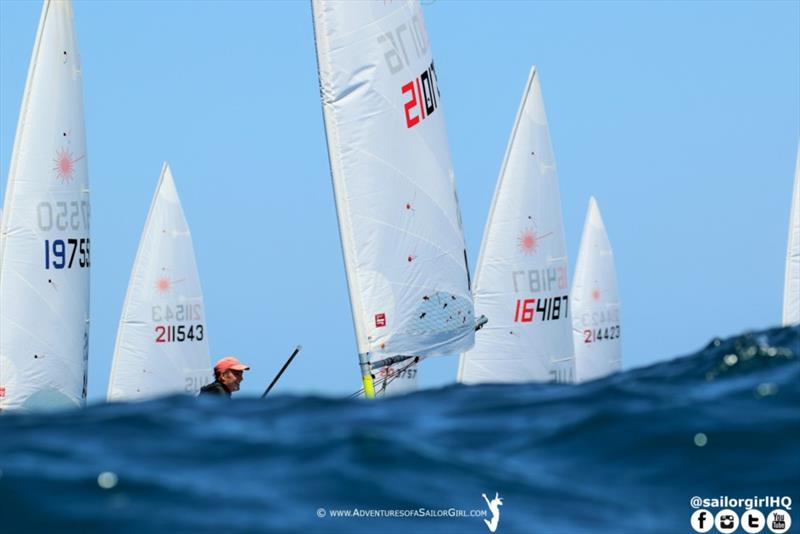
[{"x1": 214, "y1": 356, "x2": 250, "y2": 375}]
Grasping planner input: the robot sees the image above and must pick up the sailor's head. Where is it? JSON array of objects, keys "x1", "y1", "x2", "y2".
[{"x1": 214, "y1": 356, "x2": 250, "y2": 392}]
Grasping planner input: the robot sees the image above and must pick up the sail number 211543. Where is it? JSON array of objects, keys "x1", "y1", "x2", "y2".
[{"x1": 155, "y1": 324, "x2": 204, "y2": 343}]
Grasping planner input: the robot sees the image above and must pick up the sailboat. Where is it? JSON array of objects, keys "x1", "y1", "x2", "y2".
[
  {"x1": 312, "y1": 0, "x2": 476, "y2": 398},
  {"x1": 783, "y1": 145, "x2": 800, "y2": 326},
  {"x1": 571, "y1": 197, "x2": 621, "y2": 382},
  {"x1": 107, "y1": 163, "x2": 211, "y2": 401},
  {"x1": 0, "y1": 0, "x2": 90, "y2": 411},
  {"x1": 458, "y1": 67, "x2": 574, "y2": 384}
]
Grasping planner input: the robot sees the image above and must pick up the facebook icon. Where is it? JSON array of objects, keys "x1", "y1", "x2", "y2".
[{"x1": 691, "y1": 509, "x2": 713, "y2": 533}]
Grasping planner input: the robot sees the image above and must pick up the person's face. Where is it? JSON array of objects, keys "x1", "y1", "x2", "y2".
[{"x1": 221, "y1": 369, "x2": 244, "y2": 391}]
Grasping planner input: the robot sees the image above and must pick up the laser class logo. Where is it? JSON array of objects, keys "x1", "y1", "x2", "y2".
[
  {"x1": 52, "y1": 133, "x2": 84, "y2": 184},
  {"x1": 516, "y1": 218, "x2": 552, "y2": 256},
  {"x1": 53, "y1": 147, "x2": 78, "y2": 183},
  {"x1": 517, "y1": 228, "x2": 538, "y2": 255},
  {"x1": 155, "y1": 277, "x2": 172, "y2": 294},
  {"x1": 154, "y1": 268, "x2": 185, "y2": 295},
  {"x1": 481, "y1": 492, "x2": 503, "y2": 532}
]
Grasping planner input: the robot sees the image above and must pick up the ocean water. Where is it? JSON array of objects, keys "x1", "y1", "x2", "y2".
[{"x1": 0, "y1": 326, "x2": 797, "y2": 533}]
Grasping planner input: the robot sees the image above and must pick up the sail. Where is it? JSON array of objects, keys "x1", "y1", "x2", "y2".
[
  {"x1": 107, "y1": 163, "x2": 211, "y2": 401},
  {"x1": 373, "y1": 359, "x2": 419, "y2": 397},
  {"x1": 458, "y1": 67, "x2": 574, "y2": 384},
  {"x1": 312, "y1": 0, "x2": 475, "y2": 390},
  {"x1": 571, "y1": 197, "x2": 621, "y2": 382},
  {"x1": 783, "y1": 144, "x2": 800, "y2": 326},
  {"x1": 0, "y1": 0, "x2": 90, "y2": 411}
]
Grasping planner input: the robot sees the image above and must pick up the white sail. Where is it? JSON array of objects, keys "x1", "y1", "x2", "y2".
[
  {"x1": 107, "y1": 163, "x2": 211, "y2": 401},
  {"x1": 0, "y1": 0, "x2": 90, "y2": 411},
  {"x1": 312, "y1": 0, "x2": 475, "y2": 394},
  {"x1": 783, "y1": 144, "x2": 800, "y2": 326},
  {"x1": 571, "y1": 197, "x2": 621, "y2": 382},
  {"x1": 458, "y1": 67, "x2": 574, "y2": 384},
  {"x1": 373, "y1": 358, "x2": 418, "y2": 397}
]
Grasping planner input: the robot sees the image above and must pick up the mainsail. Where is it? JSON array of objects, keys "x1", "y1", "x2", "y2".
[
  {"x1": 0, "y1": 0, "x2": 90, "y2": 411},
  {"x1": 312, "y1": 0, "x2": 475, "y2": 397},
  {"x1": 783, "y1": 144, "x2": 800, "y2": 326},
  {"x1": 107, "y1": 163, "x2": 211, "y2": 401},
  {"x1": 571, "y1": 197, "x2": 621, "y2": 382},
  {"x1": 458, "y1": 67, "x2": 574, "y2": 384},
  {"x1": 374, "y1": 358, "x2": 418, "y2": 397}
]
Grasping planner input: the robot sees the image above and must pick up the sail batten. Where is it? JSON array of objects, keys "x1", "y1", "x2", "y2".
[
  {"x1": 312, "y1": 0, "x2": 474, "y2": 394},
  {"x1": 458, "y1": 67, "x2": 574, "y2": 384},
  {"x1": 107, "y1": 163, "x2": 210, "y2": 401},
  {"x1": 0, "y1": 0, "x2": 90, "y2": 411}
]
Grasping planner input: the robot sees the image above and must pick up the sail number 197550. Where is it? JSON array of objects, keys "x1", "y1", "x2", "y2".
[{"x1": 44, "y1": 238, "x2": 90, "y2": 269}]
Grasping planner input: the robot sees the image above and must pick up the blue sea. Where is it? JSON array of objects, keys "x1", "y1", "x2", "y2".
[{"x1": 0, "y1": 326, "x2": 797, "y2": 533}]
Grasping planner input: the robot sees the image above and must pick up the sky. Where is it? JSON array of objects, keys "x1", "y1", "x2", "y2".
[{"x1": 1, "y1": 0, "x2": 798, "y2": 402}]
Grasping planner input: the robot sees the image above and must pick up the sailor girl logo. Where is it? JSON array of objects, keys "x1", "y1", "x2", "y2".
[{"x1": 482, "y1": 492, "x2": 503, "y2": 532}]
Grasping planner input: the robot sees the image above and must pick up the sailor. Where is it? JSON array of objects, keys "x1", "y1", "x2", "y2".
[{"x1": 198, "y1": 356, "x2": 250, "y2": 398}]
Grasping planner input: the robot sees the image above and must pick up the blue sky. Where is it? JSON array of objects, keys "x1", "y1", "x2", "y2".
[{"x1": 1, "y1": 0, "x2": 798, "y2": 401}]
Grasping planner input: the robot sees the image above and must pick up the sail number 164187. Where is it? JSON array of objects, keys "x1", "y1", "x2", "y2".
[{"x1": 514, "y1": 295, "x2": 568, "y2": 323}]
